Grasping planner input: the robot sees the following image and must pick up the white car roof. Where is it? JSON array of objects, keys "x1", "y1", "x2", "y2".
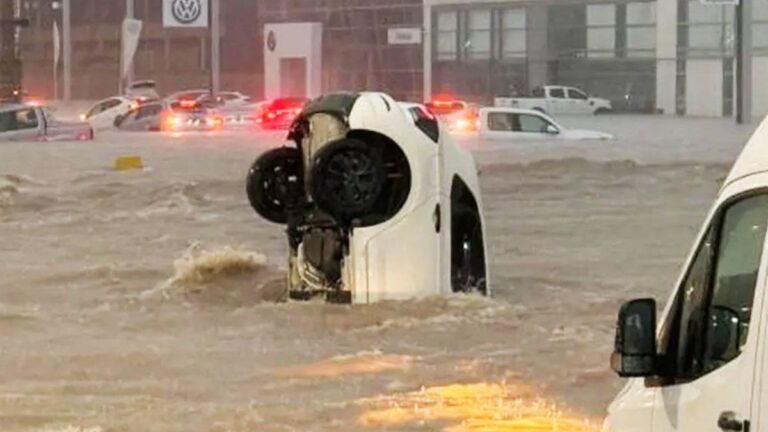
[
  {"x1": 481, "y1": 106, "x2": 551, "y2": 116},
  {"x1": 0, "y1": 103, "x2": 34, "y2": 112},
  {"x1": 724, "y1": 116, "x2": 768, "y2": 187}
]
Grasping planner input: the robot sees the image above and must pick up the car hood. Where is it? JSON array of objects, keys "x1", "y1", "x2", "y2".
[{"x1": 560, "y1": 128, "x2": 614, "y2": 140}]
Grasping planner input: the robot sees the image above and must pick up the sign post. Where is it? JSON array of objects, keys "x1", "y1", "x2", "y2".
[{"x1": 162, "y1": 0, "x2": 217, "y2": 95}]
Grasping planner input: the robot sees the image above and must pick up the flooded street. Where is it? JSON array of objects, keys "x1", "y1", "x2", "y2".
[{"x1": 0, "y1": 116, "x2": 757, "y2": 431}]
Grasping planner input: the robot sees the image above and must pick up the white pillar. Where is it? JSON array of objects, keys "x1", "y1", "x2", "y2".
[
  {"x1": 124, "y1": 0, "x2": 134, "y2": 88},
  {"x1": 655, "y1": 0, "x2": 677, "y2": 115},
  {"x1": 62, "y1": 0, "x2": 71, "y2": 101},
  {"x1": 423, "y1": 2, "x2": 432, "y2": 102}
]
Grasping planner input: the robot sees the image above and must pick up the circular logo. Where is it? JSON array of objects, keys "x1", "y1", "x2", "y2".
[
  {"x1": 172, "y1": 0, "x2": 202, "y2": 24},
  {"x1": 267, "y1": 31, "x2": 277, "y2": 52}
]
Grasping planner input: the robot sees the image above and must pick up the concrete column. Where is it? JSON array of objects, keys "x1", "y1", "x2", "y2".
[
  {"x1": 655, "y1": 0, "x2": 677, "y2": 115},
  {"x1": 526, "y1": 4, "x2": 548, "y2": 91},
  {"x1": 736, "y1": 0, "x2": 753, "y2": 123},
  {"x1": 62, "y1": 0, "x2": 71, "y2": 101},
  {"x1": 423, "y1": 2, "x2": 432, "y2": 101}
]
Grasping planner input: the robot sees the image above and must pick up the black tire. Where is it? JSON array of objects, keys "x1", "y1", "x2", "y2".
[
  {"x1": 246, "y1": 147, "x2": 305, "y2": 224},
  {"x1": 595, "y1": 108, "x2": 612, "y2": 115},
  {"x1": 451, "y1": 207, "x2": 487, "y2": 295},
  {"x1": 309, "y1": 138, "x2": 386, "y2": 224}
]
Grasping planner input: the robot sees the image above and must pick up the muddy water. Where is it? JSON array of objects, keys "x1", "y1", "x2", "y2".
[{"x1": 0, "y1": 117, "x2": 757, "y2": 431}]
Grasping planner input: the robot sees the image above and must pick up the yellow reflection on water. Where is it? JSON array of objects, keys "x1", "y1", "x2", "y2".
[
  {"x1": 275, "y1": 353, "x2": 414, "y2": 379},
  {"x1": 358, "y1": 382, "x2": 598, "y2": 432}
]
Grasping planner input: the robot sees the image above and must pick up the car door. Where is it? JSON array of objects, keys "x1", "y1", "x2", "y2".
[
  {"x1": 547, "y1": 87, "x2": 568, "y2": 114},
  {"x1": 566, "y1": 88, "x2": 592, "y2": 114},
  {"x1": 651, "y1": 191, "x2": 768, "y2": 432},
  {"x1": 2, "y1": 108, "x2": 43, "y2": 140}
]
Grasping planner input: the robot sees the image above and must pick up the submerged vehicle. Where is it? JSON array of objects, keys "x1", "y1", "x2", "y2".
[
  {"x1": 0, "y1": 104, "x2": 93, "y2": 141},
  {"x1": 246, "y1": 92, "x2": 489, "y2": 304},
  {"x1": 605, "y1": 116, "x2": 768, "y2": 432},
  {"x1": 479, "y1": 107, "x2": 614, "y2": 141}
]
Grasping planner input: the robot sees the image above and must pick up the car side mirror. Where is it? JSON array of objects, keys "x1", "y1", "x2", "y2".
[
  {"x1": 545, "y1": 125, "x2": 559, "y2": 135},
  {"x1": 709, "y1": 305, "x2": 741, "y2": 362},
  {"x1": 611, "y1": 298, "x2": 658, "y2": 377}
]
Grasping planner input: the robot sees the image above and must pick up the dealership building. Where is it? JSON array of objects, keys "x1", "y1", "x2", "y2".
[{"x1": 16, "y1": 0, "x2": 768, "y2": 117}]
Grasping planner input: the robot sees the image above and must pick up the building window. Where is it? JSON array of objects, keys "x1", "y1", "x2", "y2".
[
  {"x1": 502, "y1": 8, "x2": 527, "y2": 59},
  {"x1": 754, "y1": 0, "x2": 768, "y2": 53},
  {"x1": 436, "y1": 11, "x2": 458, "y2": 61},
  {"x1": 467, "y1": 9, "x2": 491, "y2": 60},
  {"x1": 587, "y1": 4, "x2": 616, "y2": 58},
  {"x1": 685, "y1": 1, "x2": 734, "y2": 56},
  {"x1": 626, "y1": 2, "x2": 656, "y2": 57}
]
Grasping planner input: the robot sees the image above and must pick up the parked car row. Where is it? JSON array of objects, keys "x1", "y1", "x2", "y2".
[{"x1": 425, "y1": 90, "x2": 614, "y2": 142}]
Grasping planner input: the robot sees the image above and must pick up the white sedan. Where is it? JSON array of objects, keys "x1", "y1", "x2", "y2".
[
  {"x1": 82, "y1": 97, "x2": 138, "y2": 130},
  {"x1": 478, "y1": 107, "x2": 614, "y2": 141}
]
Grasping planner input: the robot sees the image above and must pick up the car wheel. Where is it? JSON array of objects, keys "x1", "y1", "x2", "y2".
[
  {"x1": 309, "y1": 138, "x2": 386, "y2": 224},
  {"x1": 451, "y1": 206, "x2": 487, "y2": 295},
  {"x1": 595, "y1": 108, "x2": 612, "y2": 115},
  {"x1": 246, "y1": 147, "x2": 305, "y2": 224}
]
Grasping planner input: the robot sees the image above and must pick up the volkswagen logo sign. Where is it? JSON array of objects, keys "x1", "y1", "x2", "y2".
[{"x1": 172, "y1": 0, "x2": 202, "y2": 24}]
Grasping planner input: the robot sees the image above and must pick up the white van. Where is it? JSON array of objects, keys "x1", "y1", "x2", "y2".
[{"x1": 606, "y1": 117, "x2": 768, "y2": 432}]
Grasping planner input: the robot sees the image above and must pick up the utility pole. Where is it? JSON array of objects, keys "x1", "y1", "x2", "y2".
[
  {"x1": 209, "y1": 0, "x2": 220, "y2": 95},
  {"x1": 62, "y1": 0, "x2": 71, "y2": 101},
  {"x1": 735, "y1": 0, "x2": 752, "y2": 124}
]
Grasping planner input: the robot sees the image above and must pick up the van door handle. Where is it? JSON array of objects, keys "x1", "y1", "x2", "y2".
[{"x1": 718, "y1": 412, "x2": 748, "y2": 432}]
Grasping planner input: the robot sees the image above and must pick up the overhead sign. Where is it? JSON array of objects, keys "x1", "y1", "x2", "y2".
[
  {"x1": 388, "y1": 27, "x2": 422, "y2": 45},
  {"x1": 163, "y1": 0, "x2": 208, "y2": 28},
  {"x1": 699, "y1": 0, "x2": 739, "y2": 5}
]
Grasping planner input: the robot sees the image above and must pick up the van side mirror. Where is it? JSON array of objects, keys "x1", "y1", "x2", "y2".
[
  {"x1": 545, "y1": 125, "x2": 559, "y2": 135},
  {"x1": 611, "y1": 298, "x2": 658, "y2": 377}
]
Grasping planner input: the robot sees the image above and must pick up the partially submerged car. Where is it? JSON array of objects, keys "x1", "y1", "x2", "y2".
[
  {"x1": 479, "y1": 107, "x2": 614, "y2": 141},
  {"x1": 115, "y1": 100, "x2": 223, "y2": 132},
  {"x1": 0, "y1": 104, "x2": 93, "y2": 141},
  {"x1": 246, "y1": 92, "x2": 489, "y2": 304},
  {"x1": 257, "y1": 97, "x2": 309, "y2": 130},
  {"x1": 82, "y1": 96, "x2": 145, "y2": 130}
]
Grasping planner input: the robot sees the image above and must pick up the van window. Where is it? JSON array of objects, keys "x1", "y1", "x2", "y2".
[{"x1": 658, "y1": 193, "x2": 768, "y2": 382}]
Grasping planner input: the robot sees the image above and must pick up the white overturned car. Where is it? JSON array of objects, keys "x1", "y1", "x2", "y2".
[{"x1": 246, "y1": 92, "x2": 489, "y2": 304}]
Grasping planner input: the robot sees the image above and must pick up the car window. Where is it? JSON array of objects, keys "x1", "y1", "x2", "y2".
[
  {"x1": 15, "y1": 109, "x2": 39, "y2": 130},
  {"x1": 517, "y1": 114, "x2": 550, "y2": 133},
  {"x1": 487, "y1": 112, "x2": 514, "y2": 132},
  {"x1": 103, "y1": 98, "x2": 123, "y2": 111},
  {"x1": 532, "y1": 87, "x2": 545, "y2": 98},
  {"x1": 549, "y1": 88, "x2": 566, "y2": 99},
  {"x1": 136, "y1": 104, "x2": 163, "y2": 120},
  {"x1": 658, "y1": 193, "x2": 768, "y2": 382},
  {"x1": 0, "y1": 110, "x2": 15, "y2": 132},
  {"x1": 86, "y1": 101, "x2": 106, "y2": 118},
  {"x1": 568, "y1": 89, "x2": 588, "y2": 100},
  {"x1": 116, "y1": 108, "x2": 140, "y2": 126}
]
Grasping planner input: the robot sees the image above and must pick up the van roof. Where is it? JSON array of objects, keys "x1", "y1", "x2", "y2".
[{"x1": 724, "y1": 116, "x2": 768, "y2": 187}]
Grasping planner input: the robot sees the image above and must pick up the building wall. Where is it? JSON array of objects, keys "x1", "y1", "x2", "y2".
[{"x1": 19, "y1": 0, "x2": 422, "y2": 102}]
